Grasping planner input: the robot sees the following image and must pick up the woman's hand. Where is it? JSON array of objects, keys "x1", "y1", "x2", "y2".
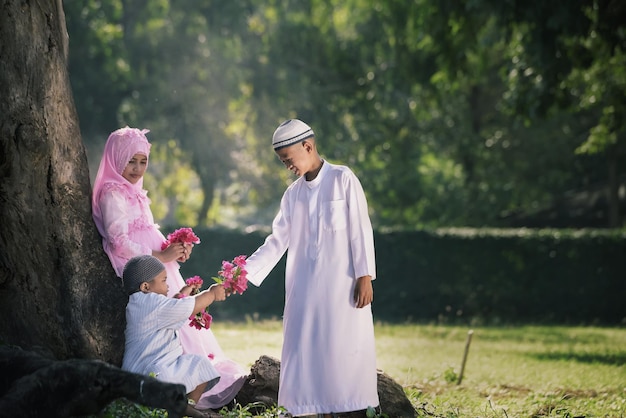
[
  {"x1": 153, "y1": 242, "x2": 186, "y2": 263},
  {"x1": 177, "y1": 243, "x2": 194, "y2": 263}
]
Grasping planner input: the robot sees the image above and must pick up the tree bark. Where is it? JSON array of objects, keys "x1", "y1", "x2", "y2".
[
  {"x1": 0, "y1": 346, "x2": 188, "y2": 418},
  {"x1": 0, "y1": 0, "x2": 125, "y2": 363}
]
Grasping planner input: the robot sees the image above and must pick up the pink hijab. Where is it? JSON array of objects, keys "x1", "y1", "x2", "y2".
[{"x1": 91, "y1": 126, "x2": 152, "y2": 237}]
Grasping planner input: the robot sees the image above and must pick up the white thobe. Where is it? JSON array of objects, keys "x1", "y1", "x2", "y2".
[
  {"x1": 123, "y1": 293, "x2": 220, "y2": 393},
  {"x1": 245, "y1": 161, "x2": 379, "y2": 415}
]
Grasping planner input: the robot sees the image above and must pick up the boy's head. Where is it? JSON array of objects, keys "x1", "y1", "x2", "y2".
[
  {"x1": 123, "y1": 255, "x2": 168, "y2": 296},
  {"x1": 272, "y1": 119, "x2": 314, "y2": 150},
  {"x1": 272, "y1": 119, "x2": 320, "y2": 177}
]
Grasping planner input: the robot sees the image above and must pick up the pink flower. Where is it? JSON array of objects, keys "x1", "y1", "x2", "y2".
[
  {"x1": 208, "y1": 353, "x2": 215, "y2": 360},
  {"x1": 220, "y1": 261, "x2": 234, "y2": 279},
  {"x1": 214, "y1": 255, "x2": 248, "y2": 295},
  {"x1": 176, "y1": 275, "x2": 213, "y2": 329},
  {"x1": 178, "y1": 255, "x2": 249, "y2": 332},
  {"x1": 161, "y1": 227, "x2": 201, "y2": 250},
  {"x1": 185, "y1": 276, "x2": 203, "y2": 288},
  {"x1": 233, "y1": 255, "x2": 246, "y2": 268},
  {"x1": 189, "y1": 310, "x2": 212, "y2": 330}
]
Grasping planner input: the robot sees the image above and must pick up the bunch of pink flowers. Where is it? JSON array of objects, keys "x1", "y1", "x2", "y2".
[
  {"x1": 213, "y1": 255, "x2": 248, "y2": 295},
  {"x1": 161, "y1": 227, "x2": 200, "y2": 251},
  {"x1": 174, "y1": 255, "x2": 248, "y2": 330}
]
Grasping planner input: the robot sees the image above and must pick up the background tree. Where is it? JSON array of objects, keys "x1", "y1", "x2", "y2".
[
  {"x1": 63, "y1": 0, "x2": 625, "y2": 229},
  {"x1": 0, "y1": 0, "x2": 124, "y2": 364},
  {"x1": 481, "y1": 0, "x2": 626, "y2": 226},
  {"x1": 1, "y1": 0, "x2": 624, "y2": 375}
]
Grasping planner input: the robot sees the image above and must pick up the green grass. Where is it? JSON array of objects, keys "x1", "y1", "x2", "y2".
[
  {"x1": 99, "y1": 321, "x2": 626, "y2": 417},
  {"x1": 212, "y1": 320, "x2": 626, "y2": 417}
]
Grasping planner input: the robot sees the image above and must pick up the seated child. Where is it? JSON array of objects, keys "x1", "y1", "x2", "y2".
[{"x1": 121, "y1": 255, "x2": 226, "y2": 418}]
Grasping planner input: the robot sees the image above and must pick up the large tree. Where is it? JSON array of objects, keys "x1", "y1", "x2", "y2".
[{"x1": 0, "y1": 0, "x2": 124, "y2": 364}]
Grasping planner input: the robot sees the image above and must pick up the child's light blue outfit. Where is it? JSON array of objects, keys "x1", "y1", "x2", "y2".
[{"x1": 122, "y1": 292, "x2": 220, "y2": 393}]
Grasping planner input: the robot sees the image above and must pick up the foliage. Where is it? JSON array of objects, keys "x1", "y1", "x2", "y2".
[
  {"x1": 64, "y1": 1, "x2": 128, "y2": 137},
  {"x1": 93, "y1": 323, "x2": 626, "y2": 417},
  {"x1": 96, "y1": 400, "x2": 288, "y2": 418},
  {"x1": 218, "y1": 321, "x2": 626, "y2": 417},
  {"x1": 217, "y1": 402, "x2": 287, "y2": 417},
  {"x1": 98, "y1": 398, "x2": 168, "y2": 418},
  {"x1": 179, "y1": 227, "x2": 626, "y2": 325},
  {"x1": 96, "y1": 400, "x2": 383, "y2": 418},
  {"x1": 65, "y1": 1, "x2": 626, "y2": 228},
  {"x1": 443, "y1": 366, "x2": 458, "y2": 384},
  {"x1": 144, "y1": 141, "x2": 204, "y2": 226}
]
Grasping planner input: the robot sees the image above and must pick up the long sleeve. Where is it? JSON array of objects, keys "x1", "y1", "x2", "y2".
[
  {"x1": 245, "y1": 192, "x2": 292, "y2": 286},
  {"x1": 99, "y1": 189, "x2": 153, "y2": 259},
  {"x1": 345, "y1": 170, "x2": 376, "y2": 281}
]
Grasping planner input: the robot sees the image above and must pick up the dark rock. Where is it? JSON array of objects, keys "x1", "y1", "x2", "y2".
[
  {"x1": 237, "y1": 355, "x2": 417, "y2": 417},
  {"x1": 376, "y1": 370, "x2": 417, "y2": 417}
]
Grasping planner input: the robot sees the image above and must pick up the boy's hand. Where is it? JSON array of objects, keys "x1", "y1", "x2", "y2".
[
  {"x1": 354, "y1": 276, "x2": 373, "y2": 308},
  {"x1": 209, "y1": 283, "x2": 226, "y2": 302}
]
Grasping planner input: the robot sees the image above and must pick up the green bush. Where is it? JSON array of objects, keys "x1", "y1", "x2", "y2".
[{"x1": 177, "y1": 227, "x2": 626, "y2": 325}]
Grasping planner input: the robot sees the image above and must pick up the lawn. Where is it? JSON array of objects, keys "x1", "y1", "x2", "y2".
[{"x1": 212, "y1": 320, "x2": 626, "y2": 417}]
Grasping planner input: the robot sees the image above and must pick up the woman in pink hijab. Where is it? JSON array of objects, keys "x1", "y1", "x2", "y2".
[{"x1": 92, "y1": 127, "x2": 246, "y2": 410}]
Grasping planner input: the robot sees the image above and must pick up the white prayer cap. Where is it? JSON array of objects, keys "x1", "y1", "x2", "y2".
[{"x1": 272, "y1": 119, "x2": 314, "y2": 150}]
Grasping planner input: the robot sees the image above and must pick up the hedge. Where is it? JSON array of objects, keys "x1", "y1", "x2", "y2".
[{"x1": 177, "y1": 227, "x2": 625, "y2": 325}]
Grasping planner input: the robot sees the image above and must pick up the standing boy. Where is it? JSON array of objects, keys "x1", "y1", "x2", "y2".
[{"x1": 245, "y1": 119, "x2": 379, "y2": 417}]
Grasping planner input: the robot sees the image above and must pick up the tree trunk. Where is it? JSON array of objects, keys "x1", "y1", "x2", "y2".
[
  {"x1": 192, "y1": 150, "x2": 218, "y2": 226},
  {"x1": 0, "y1": 0, "x2": 125, "y2": 364}
]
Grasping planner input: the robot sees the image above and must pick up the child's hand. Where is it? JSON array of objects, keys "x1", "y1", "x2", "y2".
[
  {"x1": 185, "y1": 282, "x2": 201, "y2": 293},
  {"x1": 176, "y1": 284, "x2": 198, "y2": 297},
  {"x1": 209, "y1": 283, "x2": 226, "y2": 302}
]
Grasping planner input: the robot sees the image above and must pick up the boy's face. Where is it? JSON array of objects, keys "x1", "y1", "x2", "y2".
[
  {"x1": 276, "y1": 141, "x2": 313, "y2": 177},
  {"x1": 142, "y1": 270, "x2": 168, "y2": 296}
]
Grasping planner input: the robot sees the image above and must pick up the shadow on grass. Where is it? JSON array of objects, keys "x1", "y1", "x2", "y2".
[{"x1": 527, "y1": 351, "x2": 626, "y2": 366}]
